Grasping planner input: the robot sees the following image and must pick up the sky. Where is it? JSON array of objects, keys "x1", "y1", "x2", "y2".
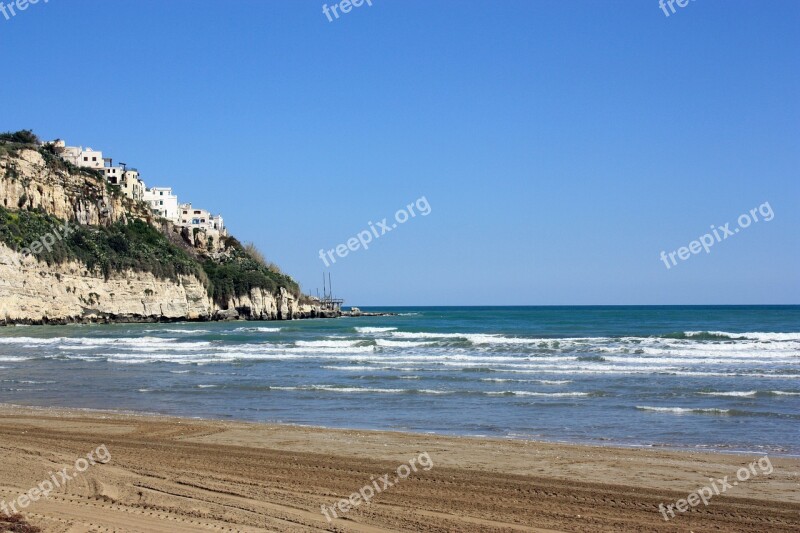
[{"x1": 1, "y1": 0, "x2": 798, "y2": 305}]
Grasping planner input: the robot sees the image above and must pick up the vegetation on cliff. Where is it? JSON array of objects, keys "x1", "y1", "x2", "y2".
[
  {"x1": 203, "y1": 238, "x2": 300, "y2": 306},
  {"x1": 0, "y1": 205, "x2": 300, "y2": 302},
  {"x1": 0, "y1": 205, "x2": 206, "y2": 281}
]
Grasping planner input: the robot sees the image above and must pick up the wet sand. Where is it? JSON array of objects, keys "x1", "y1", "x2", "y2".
[{"x1": 0, "y1": 405, "x2": 798, "y2": 532}]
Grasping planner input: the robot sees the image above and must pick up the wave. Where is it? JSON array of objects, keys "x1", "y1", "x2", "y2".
[
  {"x1": 480, "y1": 378, "x2": 572, "y2": 385},
  {"x1": 267, "y1": 385, "x2": 423, "y2": 394},
  {"x1": 636, "y1": 406, "x2": 731, "y2": 415},
  {"x1": 674, "y1": 331, "x2": 800, "y2": 342},
  {"x1": 355, "y1": 327, "x2": 397, "y2": 333},
  {"x1": 260, "y1": 385, "x2": 589, "y2": 397},
  {"x1": 232, "y1": 327, "x2": 282, "y2": 333},
  {"x1": 142, "y1": 329, "x2": 211, "y2": 335},
  {"x1": 698, "y1": 391, "x2": 757, "y2": 397},
  {"x1": 375, "y1": 339, "x2": 435, "y2": 348},
  {"x1": 295, "y1": 340, "x2": 363, "y2": 348},
  {"x1": 0, "y1": 336, "x2": 62, "y2": 345},
  {"x1": 58, "y1": 337, "x2": 212, "y2": 352},
  {"x1": 485, "y1": 391, "x2": 589, "y2": 397},
  {"x1": 769, "y1": 391, "x2": 800, "y2": 396}
]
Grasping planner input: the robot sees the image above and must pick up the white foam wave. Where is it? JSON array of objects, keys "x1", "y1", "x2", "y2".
[
  {"x1": 270, "y1": 385, "x2": 407, "y2": 394},
  {"x1": 636, "y1": 406, "x2": 731, "y2": 414},
  {"x1": 0, "y1": 337, "x2": 61, "y2": 345},
  {"x1": 295, "y1": 340, "x2": 363, "y2": 348},
  {"x1": 485, "y1": 391, "x2": 589, "y2": 397},
  {"x1": 355, "y1": 327, "x2": 397, "y2": 333},
  {"x1": 375, "y1": 339, "x2": 434, "y2": 348},
  {"x1": 698, "y1": 391, "x2": 757, "y2": 397},
  {"x1": 480, "y1": 378, "x2": 573, "y2": 385},
  {"x1": 143, "y1": 329, "x2": 211, "y2": 334},
  {"x1": 390, "y1": 331, "x2": 473, "y2": 339},
  {"x1": 684, "y1": 331, "x2": 800, "y2": 341}
]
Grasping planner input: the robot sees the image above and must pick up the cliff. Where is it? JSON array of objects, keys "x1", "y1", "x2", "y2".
[
  {"x1": 0, "y1": 140, "x2": 327, "y2": 325},
  {"x1": 0, "y1": 146, "x2": 148, "y2": 226}
]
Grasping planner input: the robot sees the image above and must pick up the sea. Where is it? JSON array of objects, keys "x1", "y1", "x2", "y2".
[{"x1": 1, "y1": 306, "x2": 798, "y2": 455}]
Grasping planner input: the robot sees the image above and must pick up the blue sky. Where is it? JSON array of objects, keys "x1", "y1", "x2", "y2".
[{"x1": 2, "y1": 0, "x2": 798, "y2": 305}]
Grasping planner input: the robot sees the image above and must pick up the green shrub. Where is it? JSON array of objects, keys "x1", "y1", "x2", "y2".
[{"x1": 0, "y1": 129, "x2": 39, "y2": 144}]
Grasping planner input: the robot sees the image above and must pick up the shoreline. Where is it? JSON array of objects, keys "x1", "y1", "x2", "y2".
[
  {"x1": 1, "y1": 405, "x2": 798, "y2": 531},
  {"x1": 2, "y1": 401, "x2": 796, "y2": 459}
]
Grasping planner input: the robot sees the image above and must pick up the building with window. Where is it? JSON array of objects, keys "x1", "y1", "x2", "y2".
[
  {"x1": 143, "y1": 187, "x2": 180, "y2": 222},
  {"x1": 53, "y1": 141, "x2": 104, "y2": 170},
  {"x1": 179, "y1": 203, "x2": 226, "y2": 235},
  {"x1": 107, "y1": 169, "x2": 145, "y2": 202}
]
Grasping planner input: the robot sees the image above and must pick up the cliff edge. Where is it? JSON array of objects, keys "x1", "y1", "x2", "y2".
[{"x1": 0, "y1": 136, "x2": 326, "y2": 324}]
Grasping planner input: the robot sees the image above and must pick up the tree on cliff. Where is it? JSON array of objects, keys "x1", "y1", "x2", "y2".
[{"x1": 0, "y1": 129, "x2": 39, "y2": 145}]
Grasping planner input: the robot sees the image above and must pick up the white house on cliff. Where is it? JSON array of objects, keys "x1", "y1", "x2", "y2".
[
  {"x1": 143, "y1": 187, "x2": 180, "y2": 223},
  {"x1": 48, "y1": 138, "x2": 227, "y2": 246}
]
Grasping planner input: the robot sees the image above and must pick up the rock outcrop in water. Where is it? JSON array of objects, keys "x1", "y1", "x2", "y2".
[{"x1": 0, "y1": 142, "x2": 330, "y2": 325}]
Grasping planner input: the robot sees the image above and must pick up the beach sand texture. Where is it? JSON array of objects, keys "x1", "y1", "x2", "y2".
[{"x1": 1, "y1": 406, "x2": 799, "y2": 532}]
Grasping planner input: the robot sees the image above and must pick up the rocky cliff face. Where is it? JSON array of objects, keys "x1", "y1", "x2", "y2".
[
  {"x1": 0, "y1": 148, "x2": 322, "y2": 325},
  {"x1": 0, "y1": 243, "x2": 212, "y2": 323},
  {"x1": 0, "y1": 149, "x2": 148, "y2": 226}
]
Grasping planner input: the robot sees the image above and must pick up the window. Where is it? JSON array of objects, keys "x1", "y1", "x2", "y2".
[
  {"x1": 92, "y1": 157, "x2": 97, "y2": 161},
  {"x1": 159, "y1": 191, "x2": 163, "y2": 196},
  {"x1": 159, "y1": 201, "x2": 163, "y2": 205},
  {"x1": 83, "y1": 157, "x2": 88, "y2": 161}
]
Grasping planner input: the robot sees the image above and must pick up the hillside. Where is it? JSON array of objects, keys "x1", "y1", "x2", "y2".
[{"x1": 0, "y1": 132, "x2": 326, "y2": 324}]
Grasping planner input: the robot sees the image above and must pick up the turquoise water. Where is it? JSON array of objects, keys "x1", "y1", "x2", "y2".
[{"x1": 1, "y1": 306, "x2": 799, "y2": 454}]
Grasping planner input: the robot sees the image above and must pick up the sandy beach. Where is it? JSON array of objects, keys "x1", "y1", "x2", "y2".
[{"x1": 0, "y1": 405, "x2": 797, "y2": 532}]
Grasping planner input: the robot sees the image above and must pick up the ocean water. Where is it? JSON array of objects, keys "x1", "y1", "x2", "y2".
[{"x1": 1, "y1": 306, "x2": 798, "y2": 455}]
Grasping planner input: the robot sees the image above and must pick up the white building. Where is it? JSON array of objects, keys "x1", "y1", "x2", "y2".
[
  {"x1": 121, "y1": 170, "x2": 145, "y2": 202},
  {"x1": 143, "y1": 187, "x2": 180, "y2": 222},
  {"x1": 104, "y1": 166, "x2": 145, "y2": 202},
  {"x1": 210, "y1": 214, "x2": 225, "y2": 233},
  {"x1": 55, "y1": 142, "x2": 104, "y2": 170},
  {"x1": 179, "y1": 203, "x2": 225, "y2": 234}
]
